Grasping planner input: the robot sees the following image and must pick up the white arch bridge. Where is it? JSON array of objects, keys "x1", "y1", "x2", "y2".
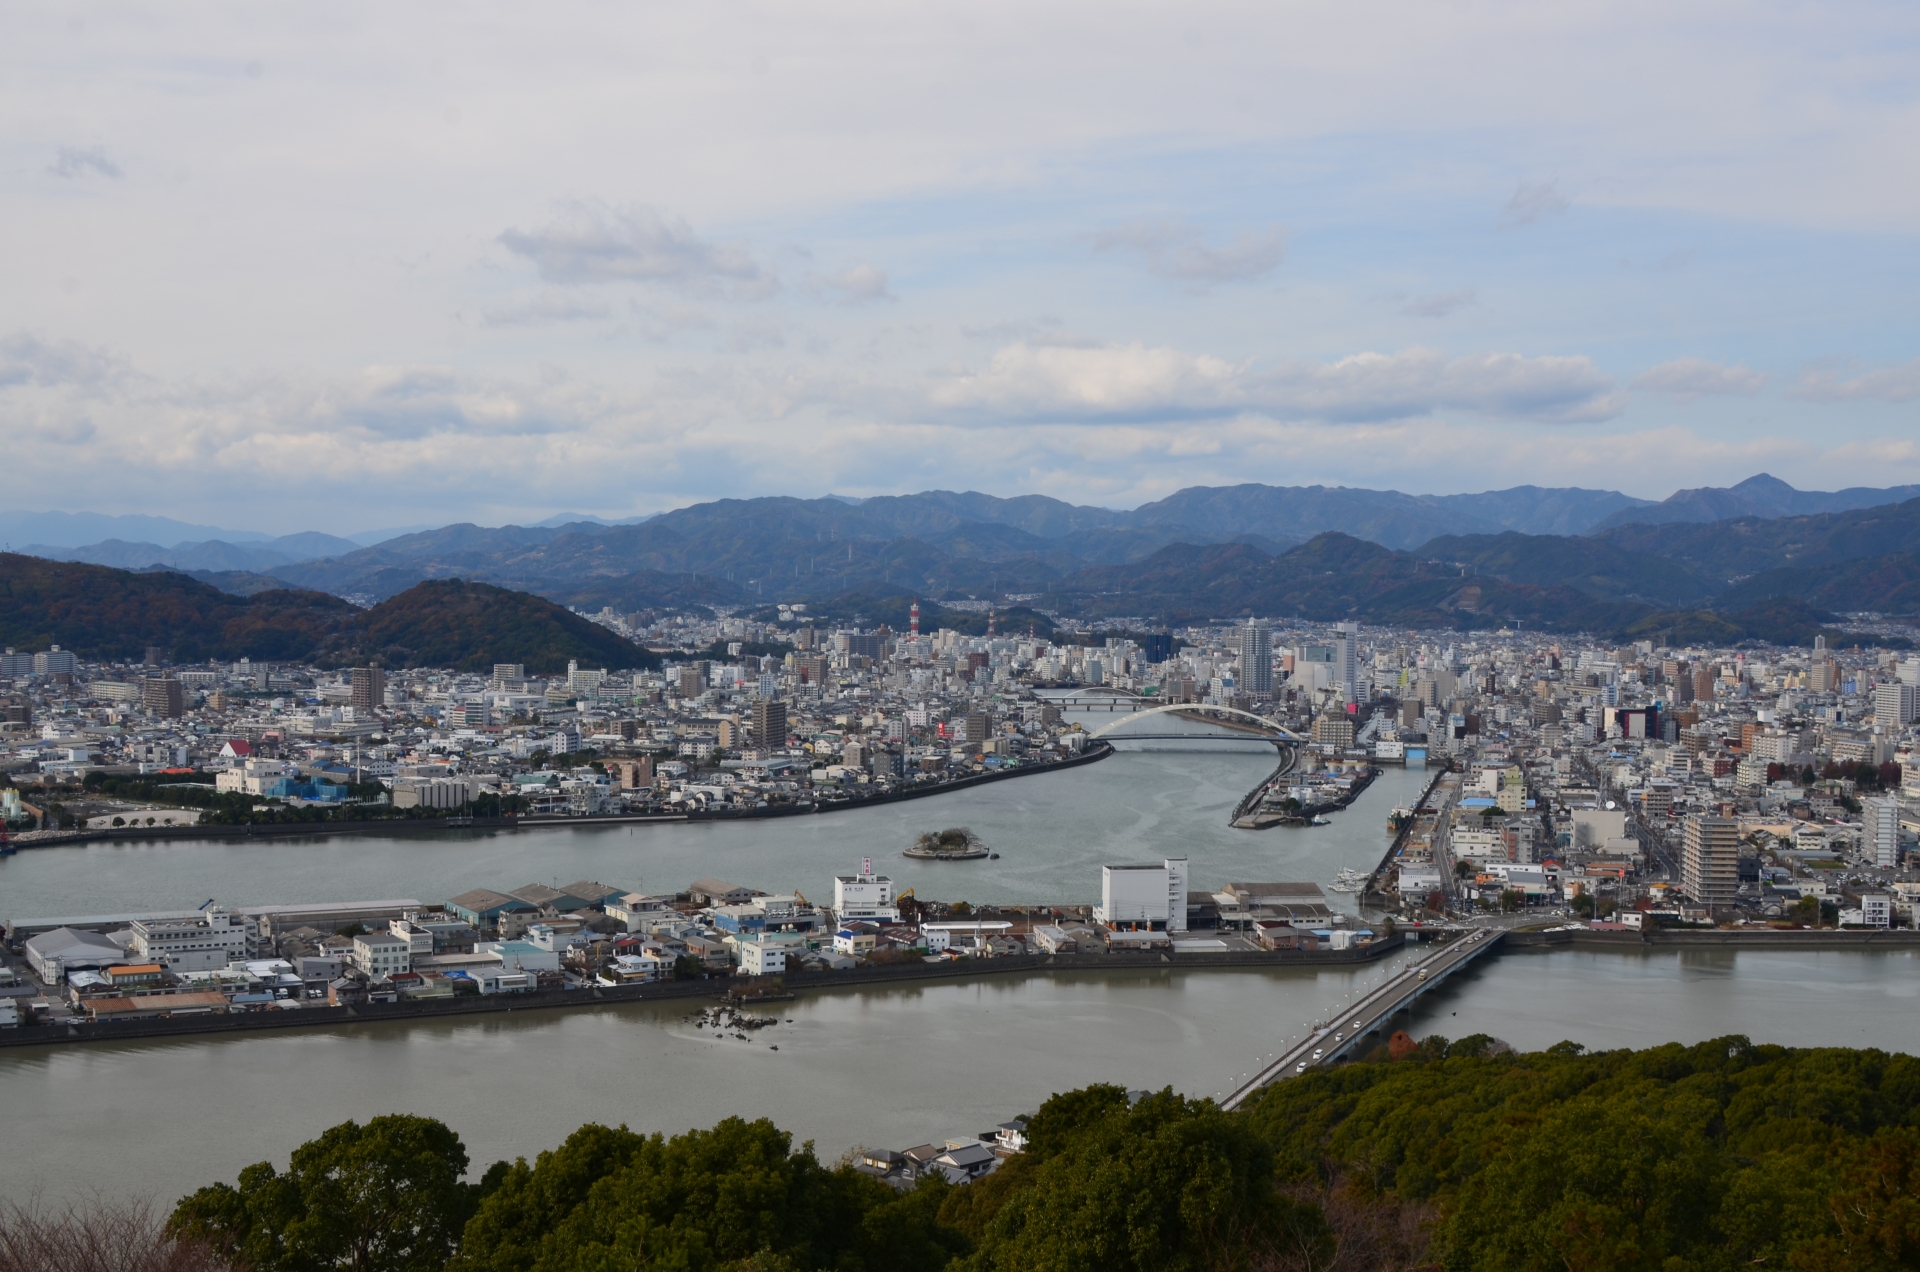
[{"x1": 1082, "y1": 703, "x2": 1309, "y2": 827}]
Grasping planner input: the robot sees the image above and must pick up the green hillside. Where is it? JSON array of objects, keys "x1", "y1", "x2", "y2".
[
  {"x1": 165, "y1": 1037, "x2": 1920, "y2": 1271},
  {"x1": 340, "y1": 579, "x2": 656, "y2": 673}
]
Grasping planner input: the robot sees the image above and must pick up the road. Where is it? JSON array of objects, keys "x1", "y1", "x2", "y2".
[{"x1": 1218, "y1": 925, "x2": 1503, "y2": 1110}]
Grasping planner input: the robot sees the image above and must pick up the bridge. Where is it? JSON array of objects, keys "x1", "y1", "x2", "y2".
[
  {"x1": 1218, "y1": 927, "x2": 1505, "y2": 1110},
  {"x1": 1087, "y1": 703, "x2": 1309, "y2": 744}
]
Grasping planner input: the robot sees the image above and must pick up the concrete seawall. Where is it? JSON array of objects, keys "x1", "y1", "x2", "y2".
[
  {"x1": 0, "y1": 933, "x2": 1404, "y2": 1051},
  {"x1": 1503, "y1": 927, "x2": 1920, "y2": 951}
]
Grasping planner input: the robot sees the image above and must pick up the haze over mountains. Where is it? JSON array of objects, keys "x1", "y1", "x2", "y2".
[{"x1": 15, "y1": 475, "x2": 1920, "y2": 643}]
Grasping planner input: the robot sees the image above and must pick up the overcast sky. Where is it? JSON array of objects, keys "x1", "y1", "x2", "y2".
[{"x1": 4, "y1": 1, "x2": 1919, "y2": 534}]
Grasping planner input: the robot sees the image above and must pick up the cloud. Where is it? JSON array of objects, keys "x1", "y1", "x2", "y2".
[
  {"x1": 1093, "y1": 217, "x2": 1287, "y2": 286},
  {"x1": 499, "y1": 203, "x2": 775, "y2": 297},
  {"x1": 1787, "y1": 359, "x2": 1920, "y2": 404},
  {"x1": 1500, "y1": 179, "x2": 1571, "y2": 228},
  {"x1": 929, "y1": 341, "x2": 1621, "y2": 424},
  {"x1": 802, "y1": 263, "x2": 895, "y2": 304},
  {"x1": 1401, "y1": 288, "x2": 1477, "y2": 318},
  {"x1": 478, "y1": 294, "x2": 613, "y2": 327},
  {"x1": 1631, "y1": 357, "x2": 1769, "y2": 400},
  {"x1": 46, "y1": 145, "x2": 121, "y2": 180},
  {"x1": 0, "y1": 332, "x2": 131, "y2": 389}
]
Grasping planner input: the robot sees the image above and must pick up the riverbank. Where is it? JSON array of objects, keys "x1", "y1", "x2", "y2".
[
  {"x1": 0, "y1": 931, "x2": 1404, "y2": 1050},
  {"x1": 5, "y1": 742, "x2": 1114, "y2": 850},
  {"x1": 1503, "y1": 925, "x2": 1920, "y2": 951}
]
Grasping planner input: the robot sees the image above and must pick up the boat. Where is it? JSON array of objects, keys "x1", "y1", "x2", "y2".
[{"x1": 1328, "y1": 867, "x2": 1365, "y2": 893}]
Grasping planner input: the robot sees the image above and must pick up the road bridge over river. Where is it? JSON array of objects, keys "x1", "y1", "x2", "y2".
[{"x1": 1218, "y1": 927, "x2": 1505, "y2": 1110}]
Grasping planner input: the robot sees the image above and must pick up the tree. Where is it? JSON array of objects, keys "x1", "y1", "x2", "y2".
[{"x1": 168, "y1": 1115, "x2": 478, "y2": 1272}]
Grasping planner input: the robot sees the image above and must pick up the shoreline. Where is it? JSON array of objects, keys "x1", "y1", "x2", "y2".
[
  {"x1": 0, "y1": 933, "x2": 1401, "y2": 1051},
  {"x1": 4, "y1": 742, "x2": 1114, "y2": 850}
]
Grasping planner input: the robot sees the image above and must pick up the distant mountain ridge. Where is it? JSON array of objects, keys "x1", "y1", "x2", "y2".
[
  {"x1": 1590, "y1": 473, "x2": 1920, "y2": 531},
  {"x1": 24, "y1": 476, "x2": 1920, "y2": 625},
  {"x1": 0, "y1": 554, "x2": 656, "y2": 671}
]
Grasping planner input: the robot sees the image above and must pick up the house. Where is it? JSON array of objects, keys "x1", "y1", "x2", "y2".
[
  {"x1": 447, "y1": 888, "x2": 540, "y2": 928},
  {"x1": 1031, "y1": 925, "x2": 1078, "y2": 954},
  {"x1": 607, "y1": 892, "x2": 676, "y2": 932},
  {"x1": 993, "y1": 1120, "x2": 1029, "y2": 1152},
  {"x1": 739, "y1": 942, "x2": 785, "y2": 976},
  {"x1": 833, "y1": 928, "x2": 877, "y2": 957},
  {"x1": 931, "y1": 1141, "x2": 999, "y2": 1184},
  {"x1": 480, "y1": 940, "x2": 561, "y2": 974},
  {"x1": 689, "y1": 878, "x2": 761, "y2": 907}
]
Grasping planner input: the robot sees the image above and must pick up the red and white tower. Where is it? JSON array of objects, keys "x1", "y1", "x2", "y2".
[{"x1": 910, "y1": 600, "x2": 920, "y2": 637}]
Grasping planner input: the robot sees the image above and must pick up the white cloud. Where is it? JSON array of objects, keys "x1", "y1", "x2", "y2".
[
  {"x1": 930, "y1": 341, "x2": 1620, "y2": 424},
  {"x1": 1401, "y1": 288, "x2": 1477, "y2": 318},
  {"x1": 1500, "y1": 179, "x2": 1571, "y2": 228},
  {"x1": 498, "y1": 203, "x2": 774, "y2": 297},
  {"x1": 1788, "y1": 359, "x2": 1920, "y2": 404},
  {"x1": 46, "y1": 145, "x2": 121, "y2": 180},
  {"x1": 1093, "y1": 218, "x2": 1287, "y2": 285},
  {"x1": 1631, "y1": 357, "x2": 1769, "y2": 399}
]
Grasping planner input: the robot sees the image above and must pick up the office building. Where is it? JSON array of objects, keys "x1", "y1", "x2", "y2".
[
  {"x1": 1681, "y1": 815, "x2": 1740, "y2": 911},
  {"x1": 1869, "y1": 797, "x2": 1901, "y2": 869},
  {"x1": 1238, "y1": 619, "x2": 1272, "y2": 696},
  {"x1": 833, "y1": 859, "x2": 901, "y2": 922},
  {"x1": 350, "y1": 667, "x2": 386, "y2": 715},
  {"x1": 965, "y1": 709, "x2": 996, "y2": 747},
  {"x1": 1094, "y1": 858, "x2": 1189, "y2": 933},
  {"x1": 753, "y1": 698, "x2": 788, "y2": 749},
  {"x1": 141, "y1": 676, "x2": 184, "y2": 719}
]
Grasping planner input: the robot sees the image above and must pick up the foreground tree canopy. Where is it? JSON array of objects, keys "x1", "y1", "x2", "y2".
[{"x1": 168, "y1": 1037, "x2": 1920, "y2": 1271}]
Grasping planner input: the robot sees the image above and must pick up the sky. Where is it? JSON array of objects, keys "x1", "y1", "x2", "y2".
[{"x1": 3, "y1": 1, "x2": 1919, "y2": 535}]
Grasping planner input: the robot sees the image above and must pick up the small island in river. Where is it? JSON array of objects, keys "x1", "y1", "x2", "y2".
[{"x1": 903, "y1": 827, "x2": 993, "y2": 860}]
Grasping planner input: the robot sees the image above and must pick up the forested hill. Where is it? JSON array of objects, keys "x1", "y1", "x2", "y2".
[
  {"x1": 159, "y1": 1036, "x2": 1920, "y2": 1271},
  {"x1": 0, "y1": 554, "x2": 654, "y2": 671}
]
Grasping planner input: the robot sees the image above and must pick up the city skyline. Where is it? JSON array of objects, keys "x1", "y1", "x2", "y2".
[{"x1": 5, "y1": 3, "x2": 1918, "y2": 529}]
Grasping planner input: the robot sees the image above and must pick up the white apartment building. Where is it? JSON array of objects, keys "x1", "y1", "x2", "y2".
[
  {"x1": 130, "y1": 909, "x2": 252, "y2": 972},
  {"x1": 351, "y1": 931, "x2": 413, "y2": 978}
]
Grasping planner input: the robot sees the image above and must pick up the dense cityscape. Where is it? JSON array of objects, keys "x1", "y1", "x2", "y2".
[{"x1": 7, "y1": 1, "x2": 1919, "y2": 1265}]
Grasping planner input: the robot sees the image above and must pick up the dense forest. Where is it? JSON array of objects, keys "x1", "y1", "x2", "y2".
[
  {"x1": 124, "y1": 1036, "x2": 1920, "y2": 1271},
  {"x1": 0, "y1": 556, "x2": 654, "y2": 672}
]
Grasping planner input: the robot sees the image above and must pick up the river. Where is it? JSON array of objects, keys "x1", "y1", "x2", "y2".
[{"x1": 2, "y1": 724, "x2": 1916, "y2": 1203}]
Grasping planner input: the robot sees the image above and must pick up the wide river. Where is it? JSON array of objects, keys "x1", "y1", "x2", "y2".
[{"x1": 4, "y1": 720, "x2": 1918, "y2": 1203}]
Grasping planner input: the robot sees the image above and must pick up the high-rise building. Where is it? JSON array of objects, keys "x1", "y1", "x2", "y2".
[
  {"x1": 1238, "y1": 619, "x2": 1273, "y2": 696},
  {"x1": 752, "y1": 698, "x2": 788, "y2": 750},
  {"x1": 1334, "y1": 622, "x2": 1359, "y2": 700},
  {"x1": 1869, "y1": 797, "x2": 1901, "y2": 869},
  {"x1": 1692, "y1": 667, "x2": 1717, "y2": 701},
  {"x1": 141, "y1": 676, "x2": 184, "y2": 719},
  {"x1": 678, "y1": 664, "x2": 706, "y2": 699},
  {"x1": 492, "y1": 663, "x2": 525, "y2": 684},
  {"x1": 0, "y1": 649, "x2": 32, "y2": 678},
  {"x1": 1681, "y1": 815, "x2": 1740, "y2": 911},
  {"x1": 33, "y1": 647, "x2": 77, "y2": 676},
  {"x1": 965, "y1": 709, "x2": 996, "y2": 747},
  {"x1": 1875, "y1": 682, "x2": 1919, "y2": 728},
  {"x1": 350, "y1": 667, "x2": 386, "y2": 714},
  {"x1": 1142, "y1": 631, "x2": 1173, "y2": 664}
]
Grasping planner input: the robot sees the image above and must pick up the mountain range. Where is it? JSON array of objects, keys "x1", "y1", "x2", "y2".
[{"x1": 17, "y1": 475, "x2": 1920, "y2": 645}]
